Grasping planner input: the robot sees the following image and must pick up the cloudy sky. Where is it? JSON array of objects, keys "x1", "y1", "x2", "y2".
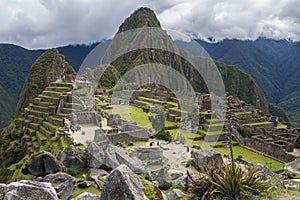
[{"x1": 1, "y1": 0, "x2": 300, "y2": 49}]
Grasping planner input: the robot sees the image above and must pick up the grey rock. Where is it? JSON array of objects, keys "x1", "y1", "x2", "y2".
[
  {"x1": 130, "y1": 147, "x2": 163, "y2": 160},
  {"x1": 191, "y1": 148, "x2": 223, "y2": 171},
  {"x1": 87, "y1": 168, "x2": 108, "y2": 181},
  {"x1": 22, "y1": 151, "x2": 66, "y2": 177},
  {"x1": 100, "y1": 164, "x2": 149, "y2": 200},
  {"x1": 4, "y1": 180, "x2": 58, "y2": 200},
  {"x1": 166, "y1": 189, "x2": 184, "y2": 199},
  {"x1": 77, "y1": 180, "x2": 90, "y2": 188},
  {"x1": 57, "y1": 150, "x2": 84, "y2": 170},
  {"x1": 169, "y1": 170, "x2": 184, "y2": 180},
  {"x1": 153, "y1": 165, "x2": 172, "y2": 190},
  {"x1": 72, "y1": 192, "x2": 101, "y2": 200},
  {"x1": 44, "y1": 172, "x2": 76, "y2": 200},
  {"x1": 87, "y1": 141, "x2": 146, "y2": 175},
  {"x1": 285, "y1": 158, "x2": 300, "y2": 176},
  {"x1": 0, "y1": 183, "x2": 7, "y2": 200}
]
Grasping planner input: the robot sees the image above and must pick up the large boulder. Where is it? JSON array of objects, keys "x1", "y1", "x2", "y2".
[
  {"x1": 166, "y1": 189, "x2": 184, "y2": 199},
  {"x1": 57, "y1": 150, "x2": 84, "y2": 170},
  {"x1": 87, "y1": 140, "x2": 146, "y2": 175},
  {"x1": 285, "y1": 158, "x2": 300, "y2": 176},
  {"x1": 100, "y1": 164, "x2": 149, "y2": 200},
  {"x1": 152, "y1": 165, "x2": 172, "y2": 190},
  {"x1": 191, "y1": 148, "x2": 223, "y2": 171},
  {"x1": 71, "y1": 192, "x2": 101, "y2": 200},
  {"x1": 44, "y1": 172, "x2": 76, "y2": 200},
  {"x1": 22, "y1": 151, "x2": 66, "y2": 177},
  {"x1": 4, "y1": 180, "x2": 58, "y2": 200}
]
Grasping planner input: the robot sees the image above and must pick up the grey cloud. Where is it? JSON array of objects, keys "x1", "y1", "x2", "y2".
[{"x1": 0, "y1": 0, "x2": 299, "y2": 49}]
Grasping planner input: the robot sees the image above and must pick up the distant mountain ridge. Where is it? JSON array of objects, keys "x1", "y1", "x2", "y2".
[
  {"x1": 1, "y1": 10, "x2": 300, "y2": 127},
  {"x1": 197, "y1": 38, "x2": 300, "y2": 125}
]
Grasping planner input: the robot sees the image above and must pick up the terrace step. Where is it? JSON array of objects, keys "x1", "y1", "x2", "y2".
[
  {"x1": 28, "y1": 122, "x2": 40, "y2": 131},
  {"x1": 43, "y1": 121, "x2": 58, "y2": 133},
  {"x1": 36, "y1": 131, "x2": 48, "y2": 145},
  {"x1": 46, "y1": 86, "x2": 72, "y2": 93},
  {"x1": 48, "y1": 116, "x2": 64, "y2": 127},
  {"x1": 28, "y1": 115, "x2": 44, "y2": 125},
  {"x1": 64, "y1": 102, "x2": 83, "y2": 110},
  {"x1": 42, "y1": 90, "x2": 63, "y2": 98},
  {"x1": 29, "y1": 109, "x2": 50, "y2": 119},
  {"x1": 49, "y1": 82, "x2": 73, "y2": 89},
  {"x1": 30, "y1": 104, "x2": 51, "y2": 113},
  {"x1": 37, "y1": 94, "x2": 59, "y2": 104},
  {"x1": 40, "y1": 125, "x2": 55, "y2": 138}
]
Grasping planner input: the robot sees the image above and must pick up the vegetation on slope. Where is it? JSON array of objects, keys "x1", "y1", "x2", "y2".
[{"x1": 0, "y1": 49, "x2": 75, "y2": 168}]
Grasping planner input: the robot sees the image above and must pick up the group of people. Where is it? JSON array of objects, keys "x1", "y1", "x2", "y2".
[
  {"x1": 66, "y1": 124, "x2": 81, "y2": 134},
  {"x1": 149, "y1": 140, "x2": 160, "y2": 147}
]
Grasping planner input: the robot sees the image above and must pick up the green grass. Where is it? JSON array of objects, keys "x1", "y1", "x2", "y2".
[
  {"x1": 214, "y1": 146, "x2": 284, "y2": 170},
  {"x1": 276, "y1": 122, "x2": 287, "y2": 128},
  {"x1": 60, "y1": 136, "x2": 70, "y2": 147},
  {"x1": 132, "y1": 141, "x2": 147, "y2": 147},
  {"x1": 165, "y1": 120, "x2": 177, "y2": 127},
  {"x1": 235, "y1": 111, "x2": 252, "y2": 115},
  {"x1": 138, "y1": 175, "x2": 158, "y2": 200},
  {"x1": 104, "y1": 105, "x2": 151, "y2": 128},
  {"x1": 198, "y1": 129, "x2": 226, "y2": 135},
  {"x1": 138, "y1": 96, "x2": 164, "y2": 104},
  {"x1": 72, "y1": 184, "x2": 101, "y2": 198},
  {"x1": 244, "y1": 121, "x2": 272, "y2": 126}
]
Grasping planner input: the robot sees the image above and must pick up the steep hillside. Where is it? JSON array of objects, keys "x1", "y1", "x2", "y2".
[
  {"x1": 0, "y1": 49, "x2": 75, "y2": 168},
  {"x1": 0, "y1": 45, "x2": 43, "y2": 129},
  {"x1": 197, "y1": 38, "x2": 294, "y2": 123},
  {"x1": 15, "y1": 49, "x2": 75, "y2": 117}
]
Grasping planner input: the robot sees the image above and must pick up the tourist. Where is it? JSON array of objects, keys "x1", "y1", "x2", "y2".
[{"x1": 70, "y1": 125, "x2": 75, "y2": 134}]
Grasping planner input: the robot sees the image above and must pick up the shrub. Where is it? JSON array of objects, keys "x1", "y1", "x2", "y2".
[
  {"x1": 191, "y1": 163, "x2": 270, "y2": 199},
  {"x1": 143, "y1": 105, "x2": 150, "y2": 113},
  {"x1": 155, "y1": 130, "x2": 172, "y2": 142},
  {"x1": 237, "y1": 126, "x2": 251, "y2": 137}
]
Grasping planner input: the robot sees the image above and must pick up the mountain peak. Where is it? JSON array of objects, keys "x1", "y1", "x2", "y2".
[
  {"x1": 117, "y1": 7, "x2": 161, "y2": 33},
  {"x1": 15, "y1": 48, "x2": 75, "y2": 116}
]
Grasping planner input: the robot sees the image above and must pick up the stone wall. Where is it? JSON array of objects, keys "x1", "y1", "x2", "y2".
[
  {"x1": 72, "y1": 112, "x2": 101, "y2": 127},
  {"x1": 245, "y1": 137, "x2": 296, "y2": 162},
  {"x1": 130, "y1": 147, "x2": 163, "y2": 160},
  {"x1": 105, "y1": 122, "x2": 151, "y2": 144}
]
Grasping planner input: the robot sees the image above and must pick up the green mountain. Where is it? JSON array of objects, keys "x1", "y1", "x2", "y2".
[
  {"x1": 0, "y1": 49, "x2": 75, "y2": 168},
  {"x1": 86, "y1": 7, "x2": 269, "y2": 113},
  {"x1": 197, "y1": 38, "x2": 294, "y2": 122}
]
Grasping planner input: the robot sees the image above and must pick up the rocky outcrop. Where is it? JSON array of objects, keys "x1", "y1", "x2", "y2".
[
  {"x1": 57, "y1": 150, "x2": 84, "y2": 170},
  {"x1": 87, "y1": 136, "x2": 146, "y2": 175},
  {"x1": 3, "y1": 180, "x2": 58, "y2": 200},
  {"x1": 166, "y1": 189, "x2": 184, "y2": 199},
  {"x1": 22, "y1": 151, "x2": 66, "y2": 177},
  {"x1": 152, "y1": 165, "x2": 172, "y2": 190},
  {"x1": 44, "y1": 172, "x2": 76, "y2": 200},
  {"x1": 100, "y1": 164, "x2": 149, "y2": 200},
  {"x1": 71, "y1": 192, "x2": 101, "y2": 200},
  {"x1": 191, "y1": 148, "x2": 223, "y2": 171},
  {"x1": 285, "y1": 158, "x2": 300, "y2": 176}
]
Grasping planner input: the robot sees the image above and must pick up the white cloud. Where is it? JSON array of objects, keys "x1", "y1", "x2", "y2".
[{"x1": 0, "y1": 0, "x2": 299, "y2": 49}]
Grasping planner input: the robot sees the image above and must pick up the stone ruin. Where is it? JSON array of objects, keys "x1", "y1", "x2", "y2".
[
  {"x1": 103, "y1": 114, "x2": 151, "y2": 145},
  {"x1": 245, "y1": 127, "x2": 300, "y2": 162}
]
